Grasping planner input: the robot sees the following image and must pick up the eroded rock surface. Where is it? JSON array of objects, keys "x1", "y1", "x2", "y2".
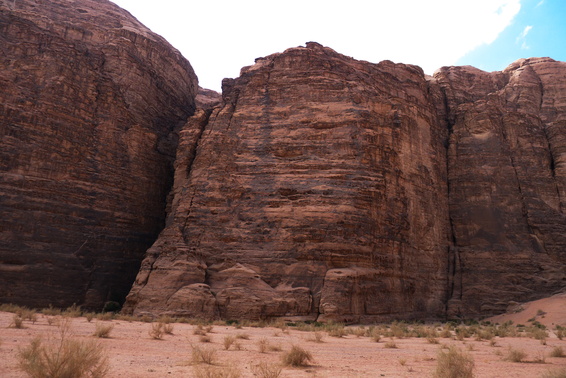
[
  {"x1": 124, "y1": 42, "x2": 451, "y2": 322},
  {"x1": 0, "y1": 0, "x2": 198, "y2": 309},
  {"x1": 433, "y1": 58, "x2": 566, "y2": 317}
]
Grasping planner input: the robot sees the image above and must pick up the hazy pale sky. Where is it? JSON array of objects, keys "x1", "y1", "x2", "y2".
[{"x1": 111, "y1": 0, "x2": 565, "y2": 91}]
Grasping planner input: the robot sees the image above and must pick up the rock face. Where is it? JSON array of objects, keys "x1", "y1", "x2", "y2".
[
  {"x1": 125, "y1": 45, "x2": 566, "y2": 321},
  {"x1": 1, "y1": 1, "x2": 564, "y2": 320},
  {"x1": 434, "y1": 58, "x2": 566, "y2": 317},
  {"x1": 124, "y1": 42, "x2": 452, "y2": 322},
  {"x1": 0, "y1": 0, "x2": 198, "y2": 309}
]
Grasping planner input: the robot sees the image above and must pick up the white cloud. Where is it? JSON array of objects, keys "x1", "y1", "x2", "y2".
[
  {"x1": 111, "y1": 0, "x2": 522, "y2": 90},
  {"x1": 516, "y1": 25, "x2": 533, "y2": 49}
]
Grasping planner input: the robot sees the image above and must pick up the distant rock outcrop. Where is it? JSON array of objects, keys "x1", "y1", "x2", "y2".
[{"x1": 0, "y1": 0, "x2": 198, "y2": 309}]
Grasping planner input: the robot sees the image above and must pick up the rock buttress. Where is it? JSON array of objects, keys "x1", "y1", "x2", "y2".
[
  {"x1": 0, "y1": 0, "x2": 198, "y2": 309},
  {"x1": 432, "y1": 58, "x2": 566, "y2": 317},
  {"x1": 124, "y1": 43, "x2": 451, "y2": 322}
]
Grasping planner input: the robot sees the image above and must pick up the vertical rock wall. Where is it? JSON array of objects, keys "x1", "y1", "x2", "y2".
[
  {"x1": 433, "y1": 58, "x2": 566, "y2": 317},
  {"x1": 124, "y1": 43, "x2": 451, "y2": 322},
  {"x1": 0, "y1": 0, "x2": 198, "y2": 309}
]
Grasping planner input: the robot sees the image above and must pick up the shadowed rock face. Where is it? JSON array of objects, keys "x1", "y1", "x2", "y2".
[
  {"x1": 434, "y1": 58, "x2": 566, "y2": 317},
  {"x1": 124, "y1": 42, "x2": 452, "y2": 322},
  {"x1": 0, "y1": 0, "x2": 197, "y2": 309}
]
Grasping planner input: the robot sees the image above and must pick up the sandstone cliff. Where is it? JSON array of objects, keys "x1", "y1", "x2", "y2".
[
  {"x1": 0, "y1": 0, "x2": 198, "y2": 309},
  {"x1": 123, "y1": 42, "x2": 452, "y2": 322},
  {"x1": 125, "y1": 46, "x2": 566, "y2": 321},
  {"x1": 433, "y1": 58, "x2": 566, "y2": 317}
]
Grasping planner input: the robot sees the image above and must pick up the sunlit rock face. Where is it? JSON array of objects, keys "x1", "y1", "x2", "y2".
[
  {"x1": 0, "y1": 0, "x2": 198, "y2": 309},
  {"x1": 433, "y1": 58, "x2": 566, "y2": 317},
  {"x1": 124, "y1": 42, "x2": 452, "y2": 322}
]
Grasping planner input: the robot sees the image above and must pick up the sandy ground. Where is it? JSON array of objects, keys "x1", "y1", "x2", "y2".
[{"x1": 1, "y1": 308, "x2": 565, "y2": 377}]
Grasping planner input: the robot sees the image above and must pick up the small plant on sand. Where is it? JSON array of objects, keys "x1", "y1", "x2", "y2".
[
  {"x1": 235, "y1": 332, "x2": 250, "y2": 340},
  {"x1": 433, "y1": 346, "x2": 474, "y2": 378},
  {"x1": 191, "y1": 345, "x2": 216, "y2": 365},
  {"x1": 308, "y1": 331, "x2": 324, "y2": 343},
  {"x1": 10, "y1": 315, "x2": 25, "y2": 329},
  {"x1": 149, "y1": 322, "x2": 165, "y2": 340},
  {"x1": 282, "y1": 345, "x2": 314, "y2": 367},
  {"x1": 427, "y1": 337, "x2": 440, "y2": 344},
  {"x1": 505, "y1": 347, "x2": 527, "y2": 363},
  {"x1": 251, "y1": 362, "x2": 282, "y2": 378},
  {"x1": 18, "y1": 320, "x2": 108, "y2": 378},
  {"x1": 93, "y1": 323, "x2": 114, "y2": 338},
  {"x1": 223, "y1": 335, "x2": 235, "y2": 350},
  {"x1": 199, "y1": 335, "x2": 212, "y2": 343},
  {"x1": 550, "y1": 346, "x2": 565, "y2": 358},
  {"x1": 257, "y1": 337, "x2": 269, "y2": 353},
  {"x1": 384, "y1": 341, "x2": 398, "y2": 349},
  {"x1": 193, "y1": 364, "x2": 241, "y2": 378}
]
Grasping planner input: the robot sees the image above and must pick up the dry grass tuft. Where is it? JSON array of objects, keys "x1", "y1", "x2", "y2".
[
  {"x1": 505, "y1": 348, "x2": 527, "y2": 363},
  {"x1": 550, "y1": 346, "x2": 565, "y2": 358},
  {"x1": 384, "y1": 341, "x2": 398, "y2": 349},
  {"x1": 308, "y1": 331, "x2": 324, "y2": 343},
  {"x1": 149, "y1": 322, "x2": 165, "y2": 340},
  {"x1": 235, "y1": 333, "x2": 250, "y2": 340},
  {"x1": 18, "y1": 321, "x2": 108, "y2": 378},
  {"x1": 191, "y1": 345, "x2": 216, "y2": 365},
  {"x1": 433, "y1": 346, "x2": 474, "y2": 378},
  {"x1": 223, "y1": 335, "x2": 235, "y2": 350},
  {"x1": 10, "y1": 315, "x2": 25, "y2": 329},
  {"x1": 281, "y1": 345, "x2": 314, "y2": 367},
  {"x1": 93, "y1": 323, "x2": 114, "y2": 338},
  {"x1": 251, "y1": 362, "x2": 282, "y2": 378}
]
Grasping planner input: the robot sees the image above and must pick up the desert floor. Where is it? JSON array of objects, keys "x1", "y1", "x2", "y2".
[{"x1": 1, "y1": 294, "x2": 565, "y2": 378}]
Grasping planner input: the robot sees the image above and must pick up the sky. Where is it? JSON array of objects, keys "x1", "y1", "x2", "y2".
[{"x1": 110, "y1": 0, "x2": 566, "y2": 91}]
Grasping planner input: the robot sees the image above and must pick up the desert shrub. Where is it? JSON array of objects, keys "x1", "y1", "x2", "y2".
[
  {"x1": 327, "y1": 325, "x2": 346, "y2": 338},
  {"x1": 193, "y1": 364, "x2": 241, "y2": 378},
  {"x1": 427, "y1": 337, "x2": 440, "y2": 344},
  {"x1": 251, "y1": 362, "x2": 282, "y2": 378},
  {"x1": 93, "y1": 323, "x2": 114, "y2": 338},
  {"x1": 268, "y1": 343, "x2": 282, "y2": 352},
  {"x1": 11, "y1": 315, "x2": 25, "y2": 329},
  {"x1": 556, "y1": 326, "x2": 564, "y2": 340},
  {"x1": 194, "y1": 325, "x2": 207, "y2": 336},
  {"x1": 281, "y1": 345, "x2": 313, "y2": 367},
  {"x1": 41, "y1": 305, "x2": 62, "y2": 317},
  {"x1": 528, "y1": 326, "x2": 548, "y2": 341},
  {"x1": 84, "y1": 313, "x2": 95, "y2": 323},
  {"x1": 163, "y1": 323, "x2": 174, "y2": 335},
  {"x1": 18, "y1": 323, "x2": 108, "y2": 378},
  {"x1": 505, "y1": 348, "x2": 527, "y2": 362},
  {"x1": 235, "y1": 333, "x2": 249, "y2": 340},
  {"x1": 149, "y1": 322, "x2": 165, "y2": 340},
  {"x1": 95, "y1": 313, "x2": 113, "y2": 321},
  {"x1": 257, "y1": 338, "x2": 269, "y2": 353},
  {"x1": 223, "y1": 335, "x2": 235, "y2": 350},
  {"x1": 541, "y1": 368, "x2": 566, "y2": 378},
  {"x1": 63, "y1": 304, "x2": 82, "y2": 318},
  {"x1": 308, "y1": 332, "x2": 324, "y2": 343},
  {"x1": 550, "y1": 346, "x2": 565, "y2": 358},
  {"x1": 200, "y1": 335, "x2": 212, "y2": 343},
  {"x1": 384, "y1": 341, "x2": 398, "y2": 349},
  {"x1": 191, "y1": 345, "x2": 216, "y2": 365},
  {"x1": 205, "y1": 325, "x2": 214, "y2": 333},
  {"x1": 433, "y1": 346, "x2": 474, "y2": 378}
]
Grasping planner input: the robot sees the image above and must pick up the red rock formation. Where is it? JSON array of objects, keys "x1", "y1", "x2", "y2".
[
  {"x1": 124, "y1": 42, "x2": 452, "y2": 322},
  {"x1": 0, "y1": 0, "x2": 198, "y2": 309},
  {"x1": 433, "y1": 58, "x2": 566, "y2": 317}
]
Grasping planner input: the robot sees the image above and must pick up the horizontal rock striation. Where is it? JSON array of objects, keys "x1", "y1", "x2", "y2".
[
  {"x1": 124, "y1": 42, "x2": 452, "y2": 322},
  {"x1": 0, "y1": 0, "x2": 198, "y2": 309},
  {"x1": 433, "y1": 58, "x2": 566, "y2": 317}
]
